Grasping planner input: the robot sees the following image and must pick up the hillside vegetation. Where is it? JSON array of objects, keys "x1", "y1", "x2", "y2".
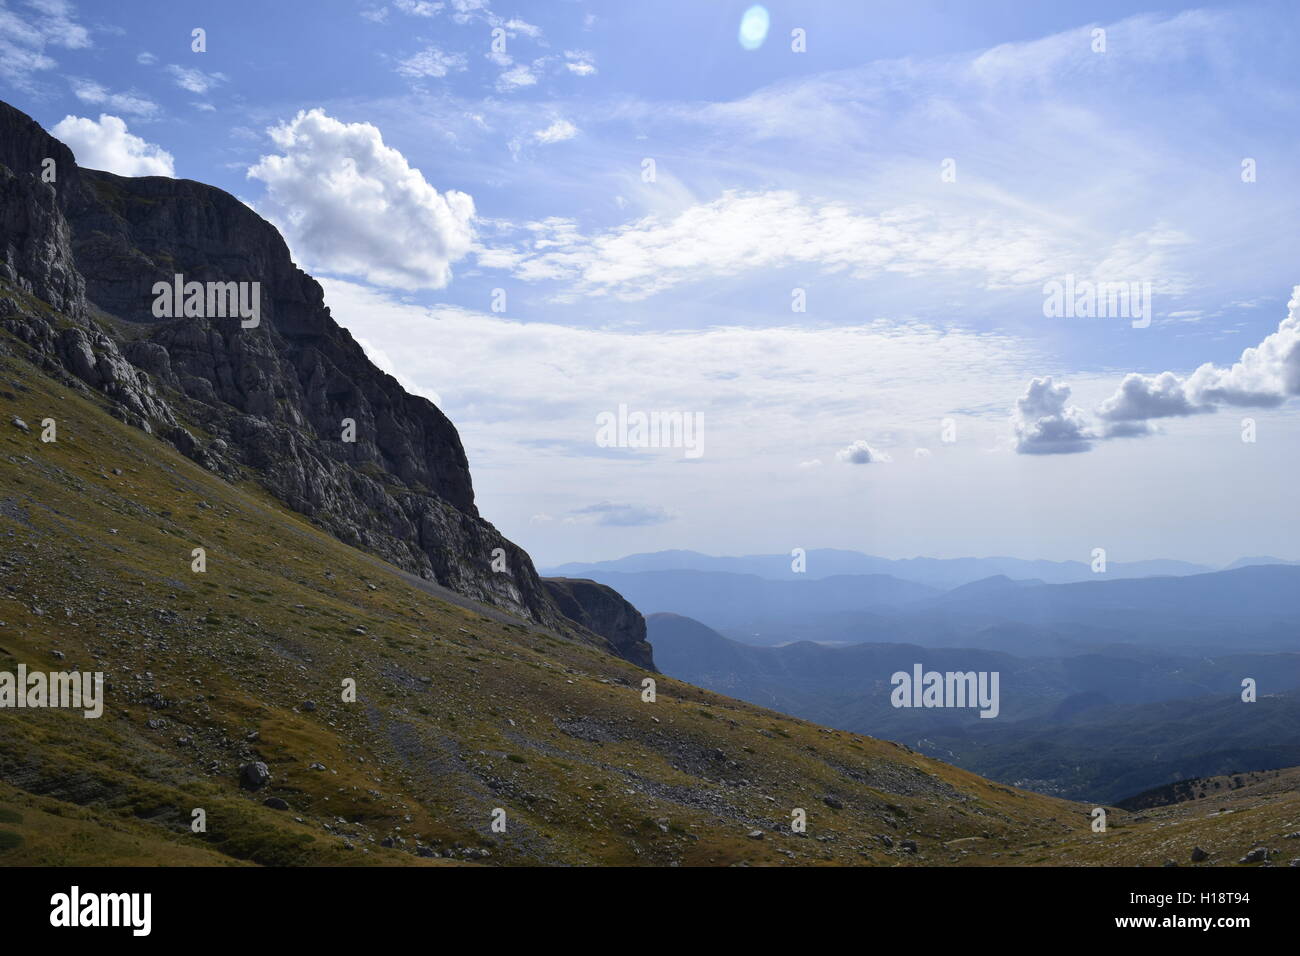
[{"x1": 1, "y1": 329, "x2": 1118, "y2": 866}]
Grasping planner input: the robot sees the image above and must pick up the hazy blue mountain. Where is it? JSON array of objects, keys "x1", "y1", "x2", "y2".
[
  {"x1": 578, "y1": 569, "x2": 938, "y2": 643},
  {"x1": 648, "y1": 613, "x2": 1300, "y2": 802},
  {"x1": 922, "y1": 565, "x2": 1300, "y2": 637},
  {"x1": 649, "y1": 612, "x2": 1300, "y2": 727},
  {"x1": 544, "y1": 549, "x2": 1215, "y2": 588},
  {"x1": 937, "y1": 693, "x2": 1300, "y2": 803},
  {"x1": 579, "y1": 564, "x2": 1300, "y2": 653},
  {"x1": 1223, "y1": 555, "x2": 1300, "y2": 570}
]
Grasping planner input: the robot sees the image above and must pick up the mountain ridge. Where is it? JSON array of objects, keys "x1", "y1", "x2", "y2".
[
  {"x1": 544, "y1": 548, "x2": 1287, "y2": 589},
  {"x1": 574, "y1": 562, "x2": 1300, "y2": 653},
  {"x1": 0, "y1": 97, "x2": 646, "y2": 662}
]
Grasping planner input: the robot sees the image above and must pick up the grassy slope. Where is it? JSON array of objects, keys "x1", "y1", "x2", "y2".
[
  {"x1": 0, "y1": 325, "x2": 1291, "y2": 867},
  {"x1": 1034, "y1": 768, "x2": 1300, "y2": 867}
]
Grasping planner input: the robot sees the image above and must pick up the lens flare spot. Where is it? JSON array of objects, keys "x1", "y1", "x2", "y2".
[{"x1": 738, "y1": 5, "x2": 770, "y2": 51}]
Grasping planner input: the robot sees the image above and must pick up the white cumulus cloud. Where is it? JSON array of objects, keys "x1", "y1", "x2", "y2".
[
  {"x1": 836, "y1": 440, "x2": 892, "y2": 464},
  {"x1": 1185, "y1": 289, "x2": 1300, "y2": 407},
  {"x1": 1082, "y1": 287, "x2": 1300, "y2": 445},
  {"x1": 1012, "y1": 376, "x2": 1093, "y2": 455},
  {"x1": 246, "y1": 108, "x2": 476, "y2": 290},
  {"x1": 51, "y1": 114, "x2": 175, "y2": 176},
  {"x1": 1097, "y1": 370, "x2": 1208, "y2": 424}
]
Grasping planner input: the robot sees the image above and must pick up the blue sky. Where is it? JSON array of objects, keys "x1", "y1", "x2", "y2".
[{"x1": 3, "y1": 0, "x2": 1299, "y2": 566}]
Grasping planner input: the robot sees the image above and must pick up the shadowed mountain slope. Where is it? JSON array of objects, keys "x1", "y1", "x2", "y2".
[{"x1": 0, "y1": 98, "x2": 574, "y2": 638}]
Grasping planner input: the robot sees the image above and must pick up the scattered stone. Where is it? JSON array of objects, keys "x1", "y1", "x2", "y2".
[
  {"x1": 301, "y1": 700, "x2": 317, "y2": 712},
  {"x1": 263, "y1": 797, "x2": 289, "y2": 810},
  {"x1": 239, "y1": 761, "x2": 271, "y2": 791},
  {"x1": 823, "y1": 795, "x2": 844, "y2": 810},
  {"x1": 900, "y1": 840, "x2": 918, "y2": 853},
  {"x1": 747, "y1": 829, "x2": 764, "y2": 840},
  {"x1": 1191, "y1": 846, "x2": 1209, "y2": 862},
  {"x1": 10, "y1": 417, "x2": 28, "y2": 432},
  {"x1": 1239, "y1": 847, "x2": 1268, "y2": 864}
]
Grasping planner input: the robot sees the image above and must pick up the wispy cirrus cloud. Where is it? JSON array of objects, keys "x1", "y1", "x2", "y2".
[
  {"x1": 495, "y1": 61, "x2": 538, "y2": 92},
  {"x1": 397, "y1": 46, "x2": 467, "y2": 79},
  {"x1": 482, "y1": 190, "x2": 1177, "y2": 302},
  {"x1": 164, "y1": 63, "x2": 227, "y2": 95},
  {"x1": 67, "y1": 77, "x2": 158, "y2": 118},
  {"x1": 0, "y1": 0, "x2": 90, "y2": 89},
  {"x1": 532, "y1": 118, "x2": 577, "y2": 145},
  {"x1": 563, "y1": 50, "x2": 596, "y2": 76},
  {"x1": 567, "y1": 502, "x2": 673, "y2": 527}
]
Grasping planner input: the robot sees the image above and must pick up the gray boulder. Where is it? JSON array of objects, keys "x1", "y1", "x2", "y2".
[{"x1": 239, "y1": 761, "x2": 271, "y2": 791}]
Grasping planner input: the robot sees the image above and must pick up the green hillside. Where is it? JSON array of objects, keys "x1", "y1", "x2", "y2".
[{"x1": 0, "y1": 320, "x2": 1110, "y2": 866}]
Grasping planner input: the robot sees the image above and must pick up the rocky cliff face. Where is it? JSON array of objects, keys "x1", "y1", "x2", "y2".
[
  {"x1": 542, "y1": 578, "x2": 656, "y2": 670},
  {"x1": 0, "y1": 105, "x2": 84, "y2": 319},
  {"x1": 0, "y1": 98, "x2": 651, "y2": 665}
]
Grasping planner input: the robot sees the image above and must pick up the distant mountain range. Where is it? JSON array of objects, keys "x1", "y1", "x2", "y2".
[
  {"x1": 614, "y1": 553, "x2": 1300, "y2": 802},
  {"x1": 559, "y1": 568, "x2": 935, "y2": 644},
  {"x1": 649, "y1": 612, "x2": 1300, "y2": 802},
  {"x1": 559, "y1": 562, "x2": 1300, "y2": 654},
  {"x1": 546, "y1": 548, "x2": 1298, "y2": 590}
]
